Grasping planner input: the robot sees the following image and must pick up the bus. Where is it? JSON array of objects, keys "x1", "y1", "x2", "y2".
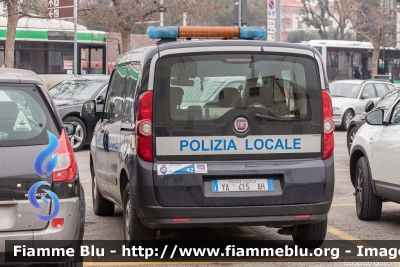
[
  {"x1": 307, "y1": 40, "x2": 400, "y2": 84},
  {"x1": 81, "y1": 60, "x2": 115, "y2": 75},
  {"x1": 0, "y1": 17, "x2": 108, "y2": 88}
]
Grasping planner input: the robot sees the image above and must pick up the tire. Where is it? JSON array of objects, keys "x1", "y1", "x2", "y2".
[
  {"x1": 355, "y1": 157, "x2": 382, "y2": 220},
  {"x1": 341, "y1": 109, "x2": 354, "y2": 131},
  {"x1": 123, "y1": 183, "x2": 155, "y2": 245},
  {"x1": 292, "y1": 218, "x2": 327, "y2": 248},
  {"x1": 64, "y1": 116, "x2": 86, "y2": 152},
  {"x1": 91, "y1": 161, "x2": 114, "y2": 216},
  {"x1": 347, "y1": 127, "x2": 358, "y2": 154}
]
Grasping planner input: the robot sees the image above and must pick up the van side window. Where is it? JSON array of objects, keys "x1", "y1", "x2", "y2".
[
  {"x1": 123, "y1": 64, "x2": 140, "y2": 118},
  {"x1": 104, "y1": 66, "x2": 128, "y2": 120}
]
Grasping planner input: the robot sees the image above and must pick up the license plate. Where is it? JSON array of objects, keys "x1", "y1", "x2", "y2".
[{"x1": 211, "y1": 178, "x2": 274, "y2": 192}]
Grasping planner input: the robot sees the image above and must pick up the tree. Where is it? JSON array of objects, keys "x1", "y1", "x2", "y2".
[
  {"x1": 286, "y1": 30, "x2": 321, "y2": 43},
  {"x1": 1, "y1": 0, "x2": 46, "y2": 68},
  {"x1": 299, "y1": 0, "x2": 350, "y2": 40},
  {"x1": 331, "y1": 0, "x2": 351, "y2": 40},
  {"x1": 164, "y1": 0, "x2": 227, "y2": 26},
  {"x1": 80, "y1": 0, "x2": 228, "y2": 53},
  {"x1": 80, "y1": 0, "x2": 164, "y2": 54},
  {"x1": 345, "y1": 0, "x2": 397, "y2": 76}
]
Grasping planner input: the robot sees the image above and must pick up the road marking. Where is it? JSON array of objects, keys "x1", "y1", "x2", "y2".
[
  {"x1": 328, "y1": 226, "x2": 400, "y2": 266},
  {"x1": 327, "y1": 226, "x2": 361, "y2": 241},
  {"x1": 82, "y1": 238, "x2": 94, "y2": 263}
]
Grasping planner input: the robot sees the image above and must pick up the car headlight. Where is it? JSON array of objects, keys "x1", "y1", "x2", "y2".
[{"x1": 333, "y1": 107, "x2": 342, "y2": 113}]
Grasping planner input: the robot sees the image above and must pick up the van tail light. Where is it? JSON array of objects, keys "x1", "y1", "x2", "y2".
[
  {"x1": 137, "y1": 91, "x2": 153, "y2": 162},
  {"x1": 322, "y1": 90, "x2": 334, "y2": 160},
  {"x1": 52, "y1": 130, "x2": 78, "y2": 182}
]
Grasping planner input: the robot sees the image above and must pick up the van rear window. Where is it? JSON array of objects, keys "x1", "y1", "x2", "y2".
[{"x1": 154, "y1": 53, "x2": 319, "y2": 124}]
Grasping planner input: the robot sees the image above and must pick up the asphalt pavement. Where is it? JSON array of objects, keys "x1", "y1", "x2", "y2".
[{"x1": 75, "y1": 131, "x2": 400, "y2": 267}]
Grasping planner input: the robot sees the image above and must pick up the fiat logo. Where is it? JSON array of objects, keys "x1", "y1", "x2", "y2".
[{"x1": 234, "y1": 117, "x2": 248, "y2": 133}]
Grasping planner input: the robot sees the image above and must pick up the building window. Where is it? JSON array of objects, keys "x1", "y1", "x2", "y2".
[
  {"x1": 329, "y1": 20, "x2": 333, "y2": 28},
  {"x1": 306, "y1": 22, "x2": 311, "y2": 30},
  {"x1": 286, "y1": 8, "x2": 290, "y2": 17},
  {"x1": 285, "y1": 22, "x2": 291, "y2": 30},
  {"x1": 0, "y1": 2, "x2": 6, "y2": 14},
  {"x1": 297, "y1": 21, "x2": 302, "y2": 30}
]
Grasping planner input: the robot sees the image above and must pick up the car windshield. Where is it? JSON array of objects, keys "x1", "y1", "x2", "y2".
[
  {"x1": 376, "y1": 88, "x2": 400, "y2": 110},
  {"x1": 329, "y1": 83, "x2": 361, "y2": 98},
  {"x1": 49, "y1": 79, "x2": 105, "y2": 100}
]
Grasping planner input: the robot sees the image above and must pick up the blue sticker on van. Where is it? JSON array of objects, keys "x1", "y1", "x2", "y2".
[{"x1": 157, "y1": 164, "x2": 208, "y2": 175}]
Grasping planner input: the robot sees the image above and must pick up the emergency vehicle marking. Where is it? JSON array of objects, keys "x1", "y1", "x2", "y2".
[
  {"x1": 157, "y1": 164, "x2": 208, "y2": 175},
  {"x1": 156, "y1": 135, "x2": 321, "y2": 155}
]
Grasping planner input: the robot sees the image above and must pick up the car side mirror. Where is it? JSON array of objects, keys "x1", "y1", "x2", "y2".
[
  {"x1": 63, "y1": 123, "x2": 76, "y2": 136},
  {"x1": 361, "y1": 94, "x2": 369, "y2": 100},
  {"x1": 96, "y1": 95, "x2": 104, "y2": 104},
  {"x1": 365, "y1": 100, "x2": 375, "y2": 112},
  {"x1": 365, "y1": 109, "x2": 384, "y2": 125},
  {"x1": 81, "y1": 100, "x2": 96, "y2": 118}
]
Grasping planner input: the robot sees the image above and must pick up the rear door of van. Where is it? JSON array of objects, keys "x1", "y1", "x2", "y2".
[{"x1": 153, "y1": 48, "x2": 326, "y2": 207}]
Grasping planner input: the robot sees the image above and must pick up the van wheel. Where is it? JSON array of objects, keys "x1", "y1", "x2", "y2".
[
  {"x1": 341, "y1": 110, "x2": 354, "y2": 131},
  {"x1": 64, "y1": 116, "x2": 86, "y2": 152},
  {"x1": 355, "y1": 157, "x2": 382, "y2": 220},
  {"x1": 292, "y1": 218, "x2": 327, "y2": 248},
  {"x1": 123, "y1": 183, "x2": 155, "y2": 245},
  {"x1": 91, "y1": 163, "x2": 114, "y2": 216}
]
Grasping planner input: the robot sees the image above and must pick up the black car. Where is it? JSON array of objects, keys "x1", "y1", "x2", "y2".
[
  {"x1": 0, "y1": 68, "x2": 85, "y2": 266},
  {"x1": 50, "y1": 75, "x2": 109, "y2": 151},
  {"x1": 347, "y1": 87, "x2": 400, "y2": 153}
]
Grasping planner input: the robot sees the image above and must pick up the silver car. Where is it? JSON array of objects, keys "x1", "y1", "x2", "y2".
[{"x1": 330, "y1": 80, "x2": 395, "y2": 130}]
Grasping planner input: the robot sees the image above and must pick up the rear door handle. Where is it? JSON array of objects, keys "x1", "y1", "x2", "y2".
[
  {"x1": 103, "y1": 131, "x2": 109, "y2": 152},
  {"x1": 121, "y1": 126, "x2": 135, "y2": 131}
]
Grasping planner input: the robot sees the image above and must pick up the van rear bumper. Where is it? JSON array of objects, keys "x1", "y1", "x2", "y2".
[
  {"x1": 131, "y1": 156, "x2": 334, "y2": 229},
  {"x1": 140, "y1": 205, "x2": 329, "y2": 229}
]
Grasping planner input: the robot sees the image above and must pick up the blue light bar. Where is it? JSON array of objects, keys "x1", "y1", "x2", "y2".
[
  {"x1": 239, "y1": 27, "x2": 266, "y2": 39},
  {"x1": 147, "y1": 26, "x2": 179, "y2": 39}
]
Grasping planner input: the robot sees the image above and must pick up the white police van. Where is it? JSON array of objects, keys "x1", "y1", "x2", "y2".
[{"x1": 83, "y1": 26, "x2": 334, "y2": 248}]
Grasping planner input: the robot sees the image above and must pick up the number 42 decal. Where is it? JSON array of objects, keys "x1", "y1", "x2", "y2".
[{"x1": 186, "y1": 168, "x2": 194, "y2": 173}]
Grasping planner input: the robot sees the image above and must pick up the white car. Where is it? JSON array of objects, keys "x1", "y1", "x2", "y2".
[
  {"x1": 330, "y1": 80, "x2": 395, "y2": 130},
  {"x1": 349, "y1": 97, "x2": 400, "y2": 220}
]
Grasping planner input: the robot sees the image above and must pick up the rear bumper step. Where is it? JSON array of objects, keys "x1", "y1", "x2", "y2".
[{"x1": 141, "y1": 213, "x2": 327, "y2": 229}]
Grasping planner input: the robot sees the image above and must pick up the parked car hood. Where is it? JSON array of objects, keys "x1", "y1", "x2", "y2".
[
  {"x1": 53, "y1": 99, "x2": 86, "y2": 107},
  {"x1": 331, "y1": 97, "x2": 360, "y2": 108}
]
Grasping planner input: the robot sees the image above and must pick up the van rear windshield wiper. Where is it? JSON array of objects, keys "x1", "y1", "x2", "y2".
[{"x1": 255, "y1": 113, "x2": 285, "y2": 121}]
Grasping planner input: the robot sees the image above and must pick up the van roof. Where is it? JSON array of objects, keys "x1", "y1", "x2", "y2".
[{"x1": 116, "y1": 39, "x2": 316, "y2": 66}]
